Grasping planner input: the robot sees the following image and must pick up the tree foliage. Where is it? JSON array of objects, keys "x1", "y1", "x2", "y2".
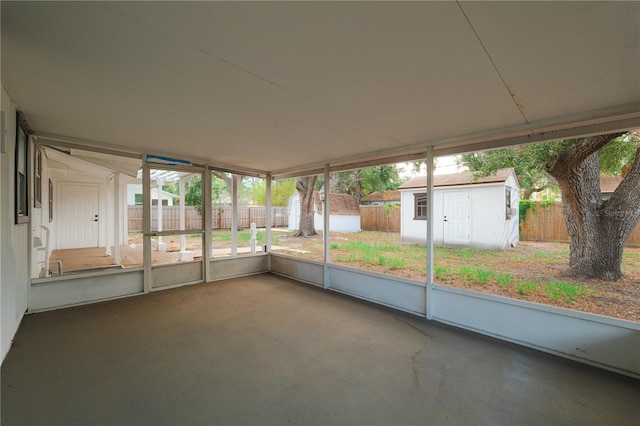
[
  {"x1": 462, "y1": 131, "x2": 639, "y2": 281},
  {"x1": 250, "y1": 178, "x2": 297, "y2": 206},
  {"x1": 316, "y1": 165, "x2": 404, "y2": 204},
  {"x1": 459, "y1": 133, "x2": 637, "y2": 199}
]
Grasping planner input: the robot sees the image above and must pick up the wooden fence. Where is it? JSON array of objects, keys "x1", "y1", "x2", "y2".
[
  {"x1": 360, "y1": 205, "x2": 401, "y2": 232},
  {"x1": 128, "y1": 206, "x2": 288, "y2": 231},
  {"x1": 520, "y1": 203, "x2": 640, "y2": 246}
]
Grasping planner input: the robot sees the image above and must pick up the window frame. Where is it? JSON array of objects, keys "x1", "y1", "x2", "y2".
[
  {"x1": 505, "y1": 187, "x2": 512, "y2": 220},
  {"x1": 15, "y1": 113, "x2": 30, "y2": 224},
  {"x1": 413, "y1": 192, "x2": 427, "y2": 220},
  {"x1": 34, "y1": 147, "x2": 42, "y2": 208}
]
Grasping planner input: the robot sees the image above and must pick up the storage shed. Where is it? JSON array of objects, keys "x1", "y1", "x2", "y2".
[
  {"x1": 288, "y1": 192, "x2": 361, "y2": 233},
  {"x1": 398, "y1": 169, "x2": 520, "y2": 250}
]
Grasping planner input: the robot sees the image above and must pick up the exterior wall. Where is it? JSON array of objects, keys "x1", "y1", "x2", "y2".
[
  {"x1": 127, "y1": 184, "x2": 174, "y2": 206},
  {"x1": 400, "y1": 179, "x2": 519, "y2": 250},
  {"x1": 288, "y1": 193, "x2": 361, "y2": 232},
  {"x1": 1, "y1": 86, "x2": 30, "y2": 362},
  {"x1": 313, "y1": 213, "x2": 361, "y2": 232}
]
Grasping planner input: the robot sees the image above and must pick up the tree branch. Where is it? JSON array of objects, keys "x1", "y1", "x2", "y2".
[{"x1": 547, "y1": 132, "x2": 624, "y2": 178}]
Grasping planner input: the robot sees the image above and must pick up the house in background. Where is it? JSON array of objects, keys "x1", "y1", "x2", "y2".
[
  {"x1": 288, "y1": 192, "x2": 361, "y2": 233},
  {"x1": 398, "y1": 169, "x2": 520, "y2": 250},
  {"x1": 360, "y1": 190, "x2": 401, "y2": 206},
  {"x1": 31, "y1": 146, "x2": 140, "y2": 277},
  {"x1": 127, "y1": 184, "x2": 178, "y2": 206},
  {"x1": 600, "y1": 176, "x2": 622, "y2": 201}
]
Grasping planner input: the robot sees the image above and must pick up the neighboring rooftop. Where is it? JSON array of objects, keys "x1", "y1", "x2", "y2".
[
  {"x1": 361, "y1": 190, "x2": 401, "y2": 203},
  {"x1": 600, "y1": 176, "x2": 622, "y2": 193},
  {"x1": 313, "y1": 192, "x2": 360, "y2": 216}
]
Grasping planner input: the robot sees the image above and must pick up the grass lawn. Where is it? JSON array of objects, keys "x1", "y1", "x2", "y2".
[{"x1": 274, "y1": 230, "x2": 640, "y2": 322}]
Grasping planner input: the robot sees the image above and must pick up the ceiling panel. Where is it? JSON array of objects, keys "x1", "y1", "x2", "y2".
[{"x1": 2, "y1": 1, "x2": 639, "y2": 176}]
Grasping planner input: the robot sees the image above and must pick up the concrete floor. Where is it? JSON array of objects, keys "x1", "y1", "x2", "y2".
[{"x1": 2, "y1": 275, "x2": 639, "y2": 425}]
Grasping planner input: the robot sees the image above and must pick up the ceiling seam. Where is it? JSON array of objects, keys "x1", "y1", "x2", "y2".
[
  {"x1": 97, "y1": 3, "x2": 407, "y2": 147},
  {"x1": 456, "y1": 1, "x2": 529, "y2": 125}
]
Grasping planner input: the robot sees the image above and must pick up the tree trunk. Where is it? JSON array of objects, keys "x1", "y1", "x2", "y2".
[
  {"x1": 547, "y1": 133, "x2": 640, "y2": 280},
  {"x1": 295, "y1": 176, "x2": 317, "y2": 237}
]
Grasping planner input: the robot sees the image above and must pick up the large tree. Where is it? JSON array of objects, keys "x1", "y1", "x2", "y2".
[
  {"x1": 460, "y1": 131, "x2": 640, "y2": 281},
  {"x1": 295, "y1": 176, "x2": 318, "y2": 237}
]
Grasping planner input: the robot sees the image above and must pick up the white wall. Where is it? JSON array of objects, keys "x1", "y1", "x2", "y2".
[
  {"x1": 288, "y1": 193, "x2": 361, "y2": 232},
  {"x1": 314, "y1": 213, "x2": 361, "y2": 233},
  {"x1": 1, "y1": 86, "x2": 30, "y2": 362},
  {"x1": 401, "y1": 181, "x2": 519, "y2": 250}
]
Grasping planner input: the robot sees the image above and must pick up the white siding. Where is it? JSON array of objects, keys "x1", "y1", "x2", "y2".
[
  {"x1": 400, "y1": 175, "x2": 520, "y2": 250},
  {"x1": 1, "y1": 86, "x2": 30, "y2": 362}
]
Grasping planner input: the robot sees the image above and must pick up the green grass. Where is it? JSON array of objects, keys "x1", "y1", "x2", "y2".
[
  {"x1": 515, "y1": 281, "x2": 539, "y2": 295},
  {"x1": 434, "y1": 266, "x2": 451, "y2": 281},
  {"x1": 378, "y1": 256, "x2": 406, "y2": 269},
  {"x1": 457, "y1": 266, "x2": 495, "y2": 284},
  {"x1": 495, "y1": 273, "x2": 513, "y2": 288},
  {"x1": 544, "y1": 280, "x2": 590, "y2": 304}
]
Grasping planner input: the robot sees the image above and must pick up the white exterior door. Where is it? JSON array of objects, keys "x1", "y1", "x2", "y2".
[
  {"x1": 443, "y1": 190, "x2": 470, "y2": 246},
  {"x1": 59, "y1": 184, "x2": 100, "y2": 249}
]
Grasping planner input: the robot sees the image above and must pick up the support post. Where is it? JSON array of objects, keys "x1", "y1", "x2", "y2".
[
  {"x1": 113, "y1": 172, "x2": 121, "y2": 265},
  {"x1": 231, "y1": 174, "x2": 239, "y2": 256},
  {"x1": 203, "y1": 169, "x2": 212, "y2": 281},
  {"x1": 105, "y1": 175, "x2": 113, "y2": 257},
  {"x1": 323, "y1": 165, "x2": 330, "y2": 289},
  {"x1": 265, "y1": 173, "x2": 272, "y2": 254},
  {"x1": 426, "y1": 147, "x2": 434, "y2": 319},
  {"x1": 143, "y1": 163, "x2": 151, "y2": 293},
  {"x1": 156, "y1": 178, "x2": 166, "y2": 252},
  {"x1": 178, "y1": 176, "x2": 193, "y2": 261}
]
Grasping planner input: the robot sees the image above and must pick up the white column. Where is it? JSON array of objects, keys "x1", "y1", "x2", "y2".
[
  {"x1": 265, "y1": 173, "x2": 272, "y2": 254},
  {"x1": 203, "y1": 170, "x2": 212, "y2": 281},
  {"x1": 323, "y1": 165, "x2": 330, "y2": 289},
  {"x1": 113, "y1": 172, "x2": 121, "y2": 265},
  {"x1": 156, "y1": 178, "x2": 166, "y2": 252},
  {"x1": 105, "y1": 175, "x2": 113, "y2": 256},
  {"x1": 426, "y1": 147, "x2": 434, "y2": 320},
  {"x1": 178, "y1": 175, "x2": 193, "y2": 261},
  {"x1": 231, "y1": 174, "x2": 239, "y2": 256},
  {"x1": 143, "y1": 163, "x2": 152, "y2": 293}
]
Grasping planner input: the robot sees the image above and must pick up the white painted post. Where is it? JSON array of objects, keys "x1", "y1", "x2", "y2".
[
  {"x1": 426, "y1": 147, "x2": 434, "y2": 320},
  {"x1": 265, "y1": 173, "x2": 272, "y2": 254},
  {"x1": 203, "y1": 170, "x2": 212, "y2": 281},
  {"x1": 180, "y1": 176, "x2": 186, "y2": 253},
  {"x1": 105, "y1": 175, "x2": 113, "y2": 257},
  {"x1": 143, "y1": 163, "x2": 152, "y2": 293},
  {"x1": 156, "y1": 178, "x2": 166, "y2": 252},
  {"x1": 250, "y1": 222, "x2": 257, "y2": 254},
  {"x1": 323, "y1": 165, "x2": 330, "y2": 289},
  {"x1": 177, "y1": 175, "x2": 193, "y2": 262},
  {"x1": 113, "y1": 172, "x2": 121, "y2": 265},
  {"x1": 231, "y1": 174, "x2": 239, "y2": 256}
]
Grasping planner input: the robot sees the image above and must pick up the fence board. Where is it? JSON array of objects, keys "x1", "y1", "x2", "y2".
[
  {"x1": 360, "y1": 205, "x2": 401, "y2": 232},
  {"x1": 520, "y1": 203, "x2": 640, "y2": 247},
  {"x1": 128, "y1": 206, "x2": 288, "y2": 231}
]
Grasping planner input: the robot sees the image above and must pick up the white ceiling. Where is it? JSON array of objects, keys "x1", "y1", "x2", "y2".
[{"x1": 2, "y1": 1, "x2": 639, "y2": 177}]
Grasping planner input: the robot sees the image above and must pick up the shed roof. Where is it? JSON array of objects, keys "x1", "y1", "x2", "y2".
[
  {"x1": 361, "y1": 190, "x2": 401, "y2": 203},
  {"x1": 399, "y1": 169, "x2": 516, "y2": 190},
  {"x1": 313, "y1": 192, "x2": 360, "y2": 216},
  {"x1": 600, "y1": 176, "x2": 622, "y2": 193}
]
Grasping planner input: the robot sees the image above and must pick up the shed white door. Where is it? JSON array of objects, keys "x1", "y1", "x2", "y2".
[
  {"x1": 59, "y1": 184, "x2": 100, "y2": 248},
  {"x1": 443, "y1": 190, "x2": 470, "y2": 246}
]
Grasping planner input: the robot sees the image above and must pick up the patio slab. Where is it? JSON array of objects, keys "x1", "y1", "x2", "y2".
[{"x1": 2, "y1": 274, "x2": 638, "y2": 425}]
